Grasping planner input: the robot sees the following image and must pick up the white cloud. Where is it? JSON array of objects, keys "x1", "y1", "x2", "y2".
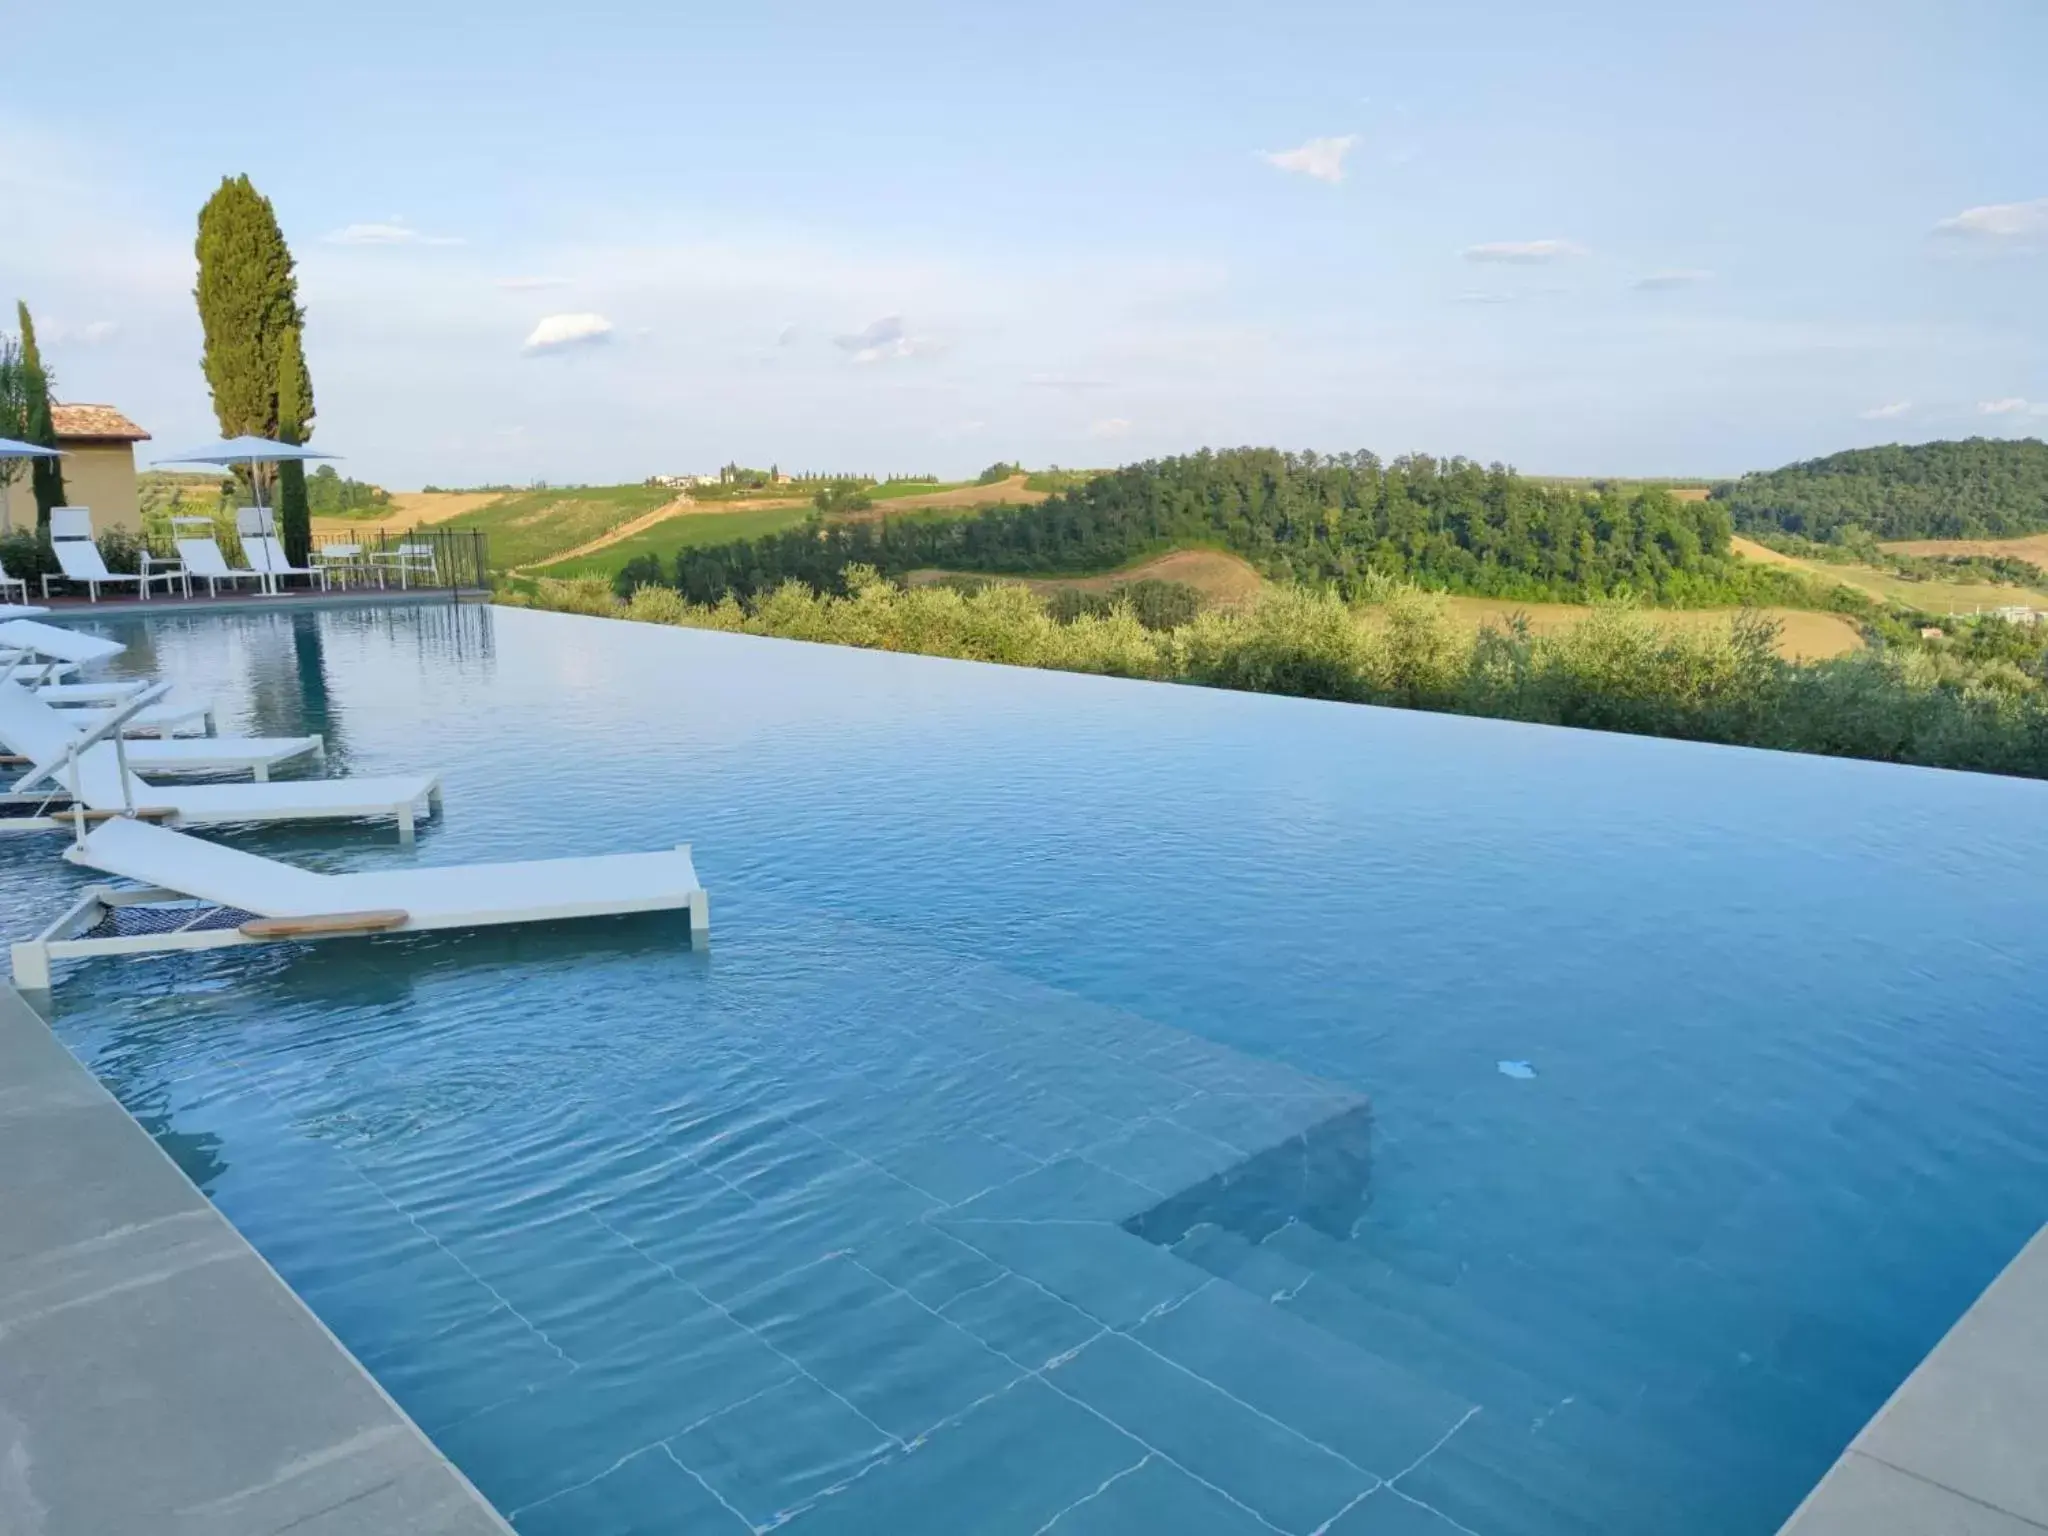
[
  {"x1": 522, "y1": 313, "x2": 615, "y2": 353},
  {"x1": 1461, "y1": 239, "x2": 1588, "y2": 264},
  {"x1": 80, "y1": 319, "x2": 118, "y2": 343},
  {"x1": 1454, "y1": 292, "x2": 1517, "y2": 305},
  {"x1": 1087, "y1": 416, "x2": 1132, "y2": 439},
  {"x1": 1632, "y1": 269, "x2": 1713, "y2": 290},
  {"x1": 1979, "y1": 397, "x2": 2048, "y2": 417},
  {"x1": 1026, "y1": 373, "x2": 1113, "y2": 390},
  {"x1": 1859, "y1": 400, "x2": 1912, "y2": 420},
  {"x1": 833, "y1": 314, "x2": 914, "y2": 362},
  {"x1": 776, "y1": 322, "x2": 798, "y2": 346},
  {"x1": 1934, "y1": 199, "x2": 2048, "y2": 244},
  {"x1": 1262, "y1": 135, "x2": 1358, "y2": 185},
  {"x1": 326, "y1": 218, "x2": 464, "y2": 247},
  {"x1": 497, "y1": 275, "x2": 571, "y2": 290}
]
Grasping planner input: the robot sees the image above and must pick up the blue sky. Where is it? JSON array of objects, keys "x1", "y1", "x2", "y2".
[{"x1": 5, "y1": 0, "x2": 2044, "y2": 487}]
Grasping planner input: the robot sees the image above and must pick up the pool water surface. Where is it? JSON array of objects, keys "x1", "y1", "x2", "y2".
[{"x1": 4, "y1": 602, "x2": 2046, "y2": 1535}]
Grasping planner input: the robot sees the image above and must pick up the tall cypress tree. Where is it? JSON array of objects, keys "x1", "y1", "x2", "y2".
[
  {"x1": 16, "y1": 302, "x2": 67, "y2": 534},
  {"x1": 194, "y1": 175, "x2": 304, "y2": 510},
  {"x1": 275, "y1": 325, "x2": 315, "y2": 565}
]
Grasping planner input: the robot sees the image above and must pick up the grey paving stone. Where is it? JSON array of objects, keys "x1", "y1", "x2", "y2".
[
  {"x1": 0, "y1": 984, "x2": 510, "y2": 1536},
  {"x1": 1780, "y1": 1451, "x2": 2048, "y2": 1536},
  {"x1": 1850, "y1": 1229, "x2": 2048, "y2": 1528}
]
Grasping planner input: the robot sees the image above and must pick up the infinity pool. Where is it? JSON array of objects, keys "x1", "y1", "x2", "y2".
[{"x1": 6, "y1": 602, "x2": 2047, "y2": 1535}]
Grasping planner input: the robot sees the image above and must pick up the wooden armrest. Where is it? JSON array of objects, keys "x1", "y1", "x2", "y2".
[
  {"x1": 239, "y1": 909, "x2": 410, "y2": 938},
  {"x1": 58, "y1": 807, "x2": 179, "y2": 823}
]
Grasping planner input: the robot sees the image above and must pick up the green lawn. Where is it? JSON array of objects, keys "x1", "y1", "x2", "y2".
[
  {"x1": 534, "y1": 505, "x2": 812, "y2": 578},
  {"x1": 442, "y1": 485, "x2": 676, "y2": 570}
]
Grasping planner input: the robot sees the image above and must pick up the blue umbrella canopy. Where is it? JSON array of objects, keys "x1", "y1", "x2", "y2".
[
  {"x1": 0, "y1": 435, "x2": 63, "y2": 458},
  {"x1": 152, "y1": 436, "x2": 338, "y2": 466}
]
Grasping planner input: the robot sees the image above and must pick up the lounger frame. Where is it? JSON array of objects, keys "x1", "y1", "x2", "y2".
[{"x1": 10, "y1": 865, "x2": 709, "y2": 989}]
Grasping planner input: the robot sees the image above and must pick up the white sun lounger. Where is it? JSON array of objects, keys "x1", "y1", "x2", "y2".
[
  {"x1": 3, "y1": 683, "x2": 438, "y2": 837},
  {"x1": 10, "y1": 816, "x2": 707, "y2": 989},
  {"x1": 238, "y1": 508, "x2": 330, "y2": 593},
  {"x1": 176, "y1": 533, "x2": 268, "y2": 596},
  {"x1": 54, "y1": 697, "x2": 216, "y2": 736},
  {"x1": 32, "y1": 680, "x2": 150, "y2": 704},
  {"x1": 0, "y1": 618, "x2": 126, "y2": 665},
  {"x1": 0, "y1": 682, "x2": 320, "y2": 784},
  {"x1": 41, "y1": 508, "x2": 180, "y2": 601}
]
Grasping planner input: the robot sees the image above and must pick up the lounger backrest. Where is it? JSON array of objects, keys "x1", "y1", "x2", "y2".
[
  {"x1": 51, "y1": 539, "x2": 114, "y2": 581},
  {"x1": 0, "y1": 680, "x2": 76, "y2": 768},
  {"x1": 50, "y1": 507, "x2": 94, "y2": 541},
  {"x1": 176, "y1": 537, "x2": 237, "y2": 578},
  {"x1": 0, "y1": 619, "x2": 127, "y2": 665},
  {"x1": 252, "y1": 535, "x2": 298, "y2": 572},
  {"x1": 236, "y1": 506, "x2": 276, "y2": 536},
  {"x1": 65, "y1": 815, "x2": 333, "y2": 915}
]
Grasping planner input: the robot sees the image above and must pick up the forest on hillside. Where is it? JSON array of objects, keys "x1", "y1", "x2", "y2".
[
  {"x1": 639, "y1": 449, "x2": 1813, "y2": 608},
  {"x1": 1713, "y1": 438, "x2": 2048, "y2": 541}
]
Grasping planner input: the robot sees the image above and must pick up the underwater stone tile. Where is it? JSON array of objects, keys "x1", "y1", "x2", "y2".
[
  {"x1": 727, "y1": 1254, "x2": 1020, "y2": 1442},
  {"x1": 512, "y1": 1444, "x2": 749, "y2": 1536},
  {"x1": 850, "y1": 1221, "x2": 1009, "y2": 1309},
  {"x1": 670, "y1": 1374, "x2": 894, "y2": 1528},
  {"x1": 1046, "y1": 1330, "x2": 1375, "y2": 1533},
  {"x1": 786, "y1": 1378, "x2": 1143, "y2": 1536}
]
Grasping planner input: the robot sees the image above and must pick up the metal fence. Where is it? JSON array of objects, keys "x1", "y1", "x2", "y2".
[{"x1": 305, "y1": 527, "x2": 491, "y2": 594}]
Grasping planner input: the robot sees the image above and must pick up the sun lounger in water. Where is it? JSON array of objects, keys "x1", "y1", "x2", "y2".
[
  {"x1": 9, "y1": 816, "x2": 708, "y2": 989},
  {"x1": 0, "y1": 682, "x2": 435, "y2": 836},
  {"x1": 0, "y1": 682, "x2": 321, "y2": 783}
]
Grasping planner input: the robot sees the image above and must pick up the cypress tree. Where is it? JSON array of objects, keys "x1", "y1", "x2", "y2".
[
  {"x1": 15, "y1": 302, "x2": 67, "y2": 534},
  {"x1": 194, "y1": 175, "x2": 303, "y2": 509},
  {"x1": 275, "y1": 325, "x2": 314, "y2": 565}
]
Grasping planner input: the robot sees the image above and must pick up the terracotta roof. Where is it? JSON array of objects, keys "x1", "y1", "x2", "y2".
[{"x1": 50, "y1": 403, "x2": 151, "y2": 442}]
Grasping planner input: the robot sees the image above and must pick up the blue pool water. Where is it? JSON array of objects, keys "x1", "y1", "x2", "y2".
[{"x1": 5, "y1": 601, "x2": 2047, "y2": 1535}]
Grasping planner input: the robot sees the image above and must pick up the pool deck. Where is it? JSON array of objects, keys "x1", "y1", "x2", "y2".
[
  {"x1": 8, "y1": 587, "x2": 487, "y2": 620},
  {"x1": 0, "y1": 981, "x2": 512, "y2": 1536},
  {"x1": 1778, "y1": 1223, "x2": 2048, "y2": 1535}
]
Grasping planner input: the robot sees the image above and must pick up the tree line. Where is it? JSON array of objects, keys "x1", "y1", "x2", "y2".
[
  {"x1": 625, "y1": 448, "x2": 1820, "y2": 608},
  {"x1": 1713, "y1": 437, "x2": 2048, "y2": 541}
]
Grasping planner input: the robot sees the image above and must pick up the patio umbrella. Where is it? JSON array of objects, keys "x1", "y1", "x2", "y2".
[
  {"x1": 151, "y1": 436, "x2": 339, "y2": 519},
  {"x1": 0, "y1": 434, "x2": 64, "y2": 537}
]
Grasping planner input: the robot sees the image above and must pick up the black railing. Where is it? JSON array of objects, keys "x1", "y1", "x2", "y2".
[{"x1": 305, "y1": 527, "x2": 491, "y2": 595}]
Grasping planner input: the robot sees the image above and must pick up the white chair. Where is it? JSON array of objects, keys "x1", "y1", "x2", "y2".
[
  {"x1": 373, "y1": 541, "x2": 438, "y2": 588},
  {"x1": 174, "y1": 516, "x2": 266, "y2": 597},
  {"x1": 315, "y1": 542, "x2": 375, "y2": 589},
  {"x1": 236, "y1": 508, "x2": 330, "y2": 594},
  {"x1": 0, "y1": 553, "x2": 26, "y2": 606},
  {"x1": 40, "y1": 507, "x2": 179, "y2": 602}
]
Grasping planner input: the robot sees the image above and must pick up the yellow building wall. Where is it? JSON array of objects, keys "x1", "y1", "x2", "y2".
[{"x1": 56, "y1": 443, "x2": 143, "y2": 533}]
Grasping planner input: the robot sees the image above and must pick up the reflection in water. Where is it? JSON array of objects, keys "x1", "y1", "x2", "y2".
[
  {"x1": 1124, "y1": 1100, "x2": 1375, "y2": 1247},
  {"x1": 114, "y1": 1082, "x2": 230, "y2": 1195}
]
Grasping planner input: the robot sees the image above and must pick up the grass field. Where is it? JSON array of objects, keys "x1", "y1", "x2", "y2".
[
  {"x1": 1730, "y1": 536, "x2": 2048, "y2": 615},
  {"x1": 534, "y1": 506, "x2": 812, "y2": 577},
  {"x1": 1438, "y1": 595, "x2": 1863, "y2": 660},
  {"x1": 1881, "y1": 533, "x2": 2048, "y2": 573},
  {"x1": 422, "y1": 486, "x2": 676, "y2": 571}
]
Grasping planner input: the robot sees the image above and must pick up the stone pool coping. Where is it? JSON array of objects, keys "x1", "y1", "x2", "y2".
[
  {"x1": 0, "y1": 981, "x2": 512, "y2": 1536},
  {"x1": 1777, "y1": 1222, "x2": 2048, "y2": 1534}
]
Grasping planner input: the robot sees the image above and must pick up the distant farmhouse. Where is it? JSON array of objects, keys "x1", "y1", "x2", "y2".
[{"x1": 0, "y1": 402, "x2": 151, "y2": 534}]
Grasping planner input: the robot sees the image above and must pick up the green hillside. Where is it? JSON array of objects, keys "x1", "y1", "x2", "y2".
[
  {"x1": 442, "y1": 485, "x2": 675, "y2": 570},
  {"x1": 1713, "y1": 438, "x2": 2048, "y2": 541}
]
